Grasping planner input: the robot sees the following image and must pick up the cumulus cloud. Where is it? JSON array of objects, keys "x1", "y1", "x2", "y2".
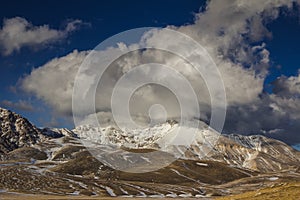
[
  {"x1": 223, "y1": 94, "x2": 300, "y2": 144},
  {"x1": 272, "y1": 70, "x2": 300, "y2": 98},
  {"x1": 19, "y1": 0, "x2": 300, "y2": 145},
  {"x1": 0, "y1": 17, "x2": 84, "y2": 55},
  {"x1": 20, "y1": 50, "x2": 90, "y2": 115}
]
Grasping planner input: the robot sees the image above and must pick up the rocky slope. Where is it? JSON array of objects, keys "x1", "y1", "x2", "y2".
[
  {"x1": 183, "y1": 134, "x2": 300, "y2": 172},
  {"x1": 0, "y1": 108, "x2": 77, "y2": 154},
  {"x1": 0, "y1": 108, "x2": 43, "y2": 153},
  {"x1": 0, "y1": 107, "x2": 299, "y2": 198}
]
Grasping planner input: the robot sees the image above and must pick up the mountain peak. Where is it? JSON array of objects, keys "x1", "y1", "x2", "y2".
[{"x1": 0, "y1": 107, "x2": 43, "y2": 153}]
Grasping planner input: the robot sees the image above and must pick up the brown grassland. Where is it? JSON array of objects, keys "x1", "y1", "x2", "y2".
[{"x1": 1, "y1": 182, "x2": 299, "y2": 200}]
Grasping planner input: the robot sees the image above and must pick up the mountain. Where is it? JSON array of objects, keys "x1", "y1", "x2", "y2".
[
  {"x1": 0, "y1": 108, "x2": 77, "y2": 154},
  {"x1": 185, "y1": 134, "x2": 300, "y2": 172},
  {"x1": 74, "y1": 121, "x2": 300, "y2": 173},
  {"x1": 0, "y1": 107, "x2": 44, "y2": 153},
  {"x1": 0, "y1": 107, "x2": 299, "y2": 198},
  {"x1": 73, "y1": 120, "x2": 179, "y2": 149},
  {"x1": 42, "y1": 127, "x2": 78, "y2": 138}
]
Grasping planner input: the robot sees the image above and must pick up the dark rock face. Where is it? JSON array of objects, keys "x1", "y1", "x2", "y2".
[{"x1": 0, "y1": 108, "x2": 43, "y2": 153}]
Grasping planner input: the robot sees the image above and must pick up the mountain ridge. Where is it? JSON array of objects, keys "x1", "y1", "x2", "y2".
[
  {"x1": 0, "y1": 107, "x2": 300, "y2": 197},
  {"x1": 0, "y1": 107, "x2": 299, "y2": 172}
]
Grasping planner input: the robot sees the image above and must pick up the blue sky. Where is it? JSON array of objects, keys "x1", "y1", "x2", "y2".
[
  {"x1": 0, "y1": 1, "x2": 300, "y2": 148},
  {"x1": 264, "y1": 7, "x2": 300, "y2": 91}
]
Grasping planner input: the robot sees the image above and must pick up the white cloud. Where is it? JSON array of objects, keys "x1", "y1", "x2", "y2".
[
  {"x1": 20, "y1": 50, "x2": 90, "y2": 115},
  {"x1": 0, "y1": 17, "x2": 83, "y2": 55},
  {"x1": 223, "y1": 94, "x2": 300, "y2": 144},
  {"x1": 272, "y1": 70, "x2": 300, "y2": 98}
]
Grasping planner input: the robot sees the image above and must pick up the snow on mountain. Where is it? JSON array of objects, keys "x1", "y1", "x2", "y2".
[
  {"x1": 0, "y1": 107, "x2": 300, "y2": 197},
  {"x1": 183, "y1": 133, "x2": 300, "y2": 172},
  {"x1": 72, "y1": 122, "x2": 177, "y2": 149},
  {"x1": 42, "y1": 127, "x2": 78, "y2": 138},
  {"x1": 0, "y1": 107, "x2": 77, "y2": 154},
  {"x1": 72, "y1": 120, "x2": 219, "y2": 152},
  {"x1": 0, "y1": 107, "x2": 44, "y2": 153},
  {"x1": 0, "y1": 106, "x2": 299, "y2": 173}
]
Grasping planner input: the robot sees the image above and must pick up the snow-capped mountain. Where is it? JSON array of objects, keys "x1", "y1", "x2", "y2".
[
  {"x1": 0, "y1": 107, "x2": 300, "y2": 197},
  {"x1": 42, "y1": 127, "x2": 78, "y2": 138},
  {"x1": 0, "y1": 106, "x2": 299, "y2": 172},
  {"x1": 73, "y1": 120, "x2": 218, "y2": 150},
  {"x1": 0, "y1": 107, "x2": 77, "y2": 153},
  {"x1": 188, "y1": 133, "x2": 300, "y2": 172},
  {"x1": 73, "y1": 120, "x2": 179, "y2": 149},
  {"x1": 0, "y1": 107, "x2": 44, "y2": 153},
  {"x1": 73, "y1": 120, "x2": 300, "y2": 172}
]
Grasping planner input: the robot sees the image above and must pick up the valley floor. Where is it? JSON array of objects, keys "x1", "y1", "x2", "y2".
[
  {"x1": 216, "y1": 182, "x2": 300, "y2": 200},
  {"x1": 0, "y1": 194, "x2": 200, "y2": 200},
  {"x1": 1, "y1": 182, "x2": 300, "y2": 200}
]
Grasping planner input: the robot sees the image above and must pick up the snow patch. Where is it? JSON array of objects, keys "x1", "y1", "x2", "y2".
[
  {"x1": 105, "y1": 186, "x2": 116, "y2": 197},
  {"x1": 196, "y1": 162, "x2": 208, "y2": 167},
  {"x1": 268, "y1": 177, "x2": 279, "y2": 181}
]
